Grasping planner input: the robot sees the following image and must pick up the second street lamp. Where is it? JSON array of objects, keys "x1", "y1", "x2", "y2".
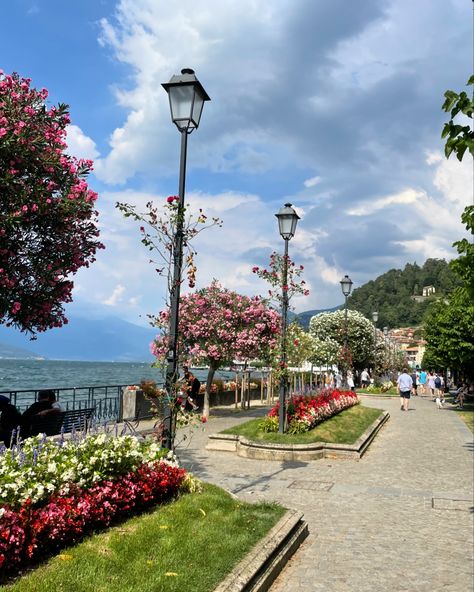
[
  {"x1": 161, "y1": 68, "x2": 210, "y2": 450},
  {"x1": 275, "y1": 203, "x2": 300, "y2": 434},
  {"x1": 340, "y1": 274, "x2": 353, "y2": 388},
  {"x1": 372, "y1": 311, "x2": 378, "y2": 379}
]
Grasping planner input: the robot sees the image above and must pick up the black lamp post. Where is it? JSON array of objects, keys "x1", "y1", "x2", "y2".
[
  {"x1": 275, "y1": 203, "x2": 300, "y2": 434},
  {"x1": 161, "y1": 68, "x2": 210, "y2": 450},
  {"x1": 372, "y1": 311, "x2": 378, "y2": 378},
  {"x1": 340, "y1": 275, "x2": 353, "y2": 388}
]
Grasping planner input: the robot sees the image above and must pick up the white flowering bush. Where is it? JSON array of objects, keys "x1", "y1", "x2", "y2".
[
  {"x1": 0, "y1": 433, "x2": 168, "y2": 509},
  {"x1": 309, "y1": 309, "x2": 374, "y2": 367}
]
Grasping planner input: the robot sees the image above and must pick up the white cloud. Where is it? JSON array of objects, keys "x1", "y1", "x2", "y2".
[
  {"x1": 346, "y1": 188, "x2": 425, "y2": 216},
  {"x1": 103, "y1": 284, "x2": 126, "y2": 306},
  {"x1": 304, "y1": 176, "x2": 322, "y2": 188},
  {"x1": 66, "y1": 125, "x2": 100, "y2": 160}
]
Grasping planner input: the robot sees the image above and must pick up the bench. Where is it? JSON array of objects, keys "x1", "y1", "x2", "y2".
[{"x1": 28, "y1": 408, "x2": 95, "y2": 437}]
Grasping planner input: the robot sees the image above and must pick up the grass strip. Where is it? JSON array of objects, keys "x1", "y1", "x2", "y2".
[
  {"x1": 356, "y1": 388, "x2": 398, "y2": 396},
  {"x1": 449, "y1": 401, "x2": 474, "y2": 433},
  {"x1": 2, "y1": 484, "x2": 285, "y2": 592},
  {"x1": 221, "y1": 404, "x2": 383, "y2": 445}
]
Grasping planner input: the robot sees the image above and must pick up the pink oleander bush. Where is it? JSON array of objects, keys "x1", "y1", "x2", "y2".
[
  {"x1": 0, "y1": 460, "x2": 186, "y2": 575},
  {"x1": 260, "y1": 389, "x2": 359, "y2": 434}
]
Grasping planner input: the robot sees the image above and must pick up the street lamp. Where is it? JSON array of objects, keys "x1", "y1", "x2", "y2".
[
  {"x1": 275, "y1": 203, "x2": 300, "y2": 433},
  {"x1": 161, "y1": 68, "x2": 210, "y2": 450},
  {"x1": 383, "y1": 326, "x2": 389, "y2": 376},
  {"x1": 372, "y1": 311, "x2": 378, "y2": 378},
  {"x1": 340, "y1": 275, "x2": 353, "y2": 388}
]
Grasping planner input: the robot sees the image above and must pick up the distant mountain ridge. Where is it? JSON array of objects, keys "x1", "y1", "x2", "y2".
[
  {"x1": 0, "y1": 342, "x2": 42, "y2": 359},
  {"x1": 293, "y1": 305, "x2": 342, "y2": 330},
  {"x1": 0, "y1": 316, "x2": 157, "y2": 362}
]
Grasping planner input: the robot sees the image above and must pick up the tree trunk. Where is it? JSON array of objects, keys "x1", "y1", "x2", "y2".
[{"x1": 203, "y1": 362, "x2": 218, "y2": 419}]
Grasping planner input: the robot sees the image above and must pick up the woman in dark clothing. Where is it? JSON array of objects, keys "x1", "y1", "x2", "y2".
[{"x1": 0, "y1": 395, "x2": 22, "y2": 447}]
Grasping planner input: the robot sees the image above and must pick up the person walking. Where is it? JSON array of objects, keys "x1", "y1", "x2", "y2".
[
  {"x1": 397, "y1": 368, "x2": 413, "y2": 411},
  {"x1": 419, "y1": 369, "x2": 427, "y2": 395},
  {"x1": 360, "y1": 368, "x2": 370, "y2": 388}
]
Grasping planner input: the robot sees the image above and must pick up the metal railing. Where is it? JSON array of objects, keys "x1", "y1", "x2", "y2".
[{"x1": 1, "y1": 385, "x2": 128, "y2": 423}]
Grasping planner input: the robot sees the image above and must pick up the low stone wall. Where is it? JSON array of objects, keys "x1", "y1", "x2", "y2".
[
  {"x1": 120, "y1": 388, "x2": 266, "y2": 421},
  {"x1": 206, "y1": 411, "x2": 390, "y2": 461}
]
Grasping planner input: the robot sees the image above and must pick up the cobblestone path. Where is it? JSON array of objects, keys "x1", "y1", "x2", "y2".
[{"x1": 176, "y1": 396, "x2": 473, "y2": 592}]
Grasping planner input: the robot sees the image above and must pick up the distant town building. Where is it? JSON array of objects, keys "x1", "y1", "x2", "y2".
[
  {"x1": 422, "y1": 285, "x2": 435, "y2": 297},
  {"x1": 387, "y1": 327, "x2": 426, "y2": 368},
  {"x1": 411, "y1": 285, "x2": 436, "y2": 302}
]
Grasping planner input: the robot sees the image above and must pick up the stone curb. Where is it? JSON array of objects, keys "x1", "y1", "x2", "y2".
[
  {"x1": 213, "y1": 509, "x2": 308, "y2": 592},
  {"x1": 206, "y1": 411, "x2": 390, "y2": 461}
]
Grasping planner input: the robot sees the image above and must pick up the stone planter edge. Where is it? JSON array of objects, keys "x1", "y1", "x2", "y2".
[
  {"x1": 206, "y1": 410, "x2": 390, "y2": 461},
  {"x1": 213, "y1": 508, "x2": 308, "y2": 592}
]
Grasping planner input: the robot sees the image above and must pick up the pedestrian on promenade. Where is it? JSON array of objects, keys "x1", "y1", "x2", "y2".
[
  {"x1": 360, "y1": 368, "x2": 370, "y2": 388},
  {"x1": 346, "y1": 371, "x2": 355, "y2": 392},
  {"x1": 397, "y1": 368, "x2": 413, "y2": 411},
  {"x1": 410, "y1": 369, "x2": 418, "y2": 396},
  {"x1": 427, "y1": 372, "x2": 436, "y2": 398},
  {"x1": 419, "y1": 369, "x2": 427, "y2": 395}
]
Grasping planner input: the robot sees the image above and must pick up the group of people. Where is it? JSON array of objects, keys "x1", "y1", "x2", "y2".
[{"x1": 0, "y1": 389, "x2": 63, "y2": 447}]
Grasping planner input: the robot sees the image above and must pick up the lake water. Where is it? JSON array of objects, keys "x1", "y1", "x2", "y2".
[{"x1": 0, "y1": 359, "x2": 237, "y2": 392}]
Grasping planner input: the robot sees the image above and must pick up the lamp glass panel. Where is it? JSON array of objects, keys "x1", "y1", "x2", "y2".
[
  {"x1": 278, "y1": 214, "x2": 294, "y2": 238},
  {"x1": 191, "y1": 91, "x2": 205, "y2": 128},
  {"x1": 169, "y1": 85, "x2": 194, "y2": 127}
]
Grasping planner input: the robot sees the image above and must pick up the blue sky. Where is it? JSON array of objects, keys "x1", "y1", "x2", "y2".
[{"x1": 1, "y1": 0, "x2": 472, "y2": 327}]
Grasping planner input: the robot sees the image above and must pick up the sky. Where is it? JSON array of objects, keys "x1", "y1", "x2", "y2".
[{"x1": 1, "y1": 0, "x2": 473, "y2": 327}]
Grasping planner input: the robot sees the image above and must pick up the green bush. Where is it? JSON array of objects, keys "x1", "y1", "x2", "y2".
[{"x1": 258, "y1": 416, "x2": 278, "y2": 432}]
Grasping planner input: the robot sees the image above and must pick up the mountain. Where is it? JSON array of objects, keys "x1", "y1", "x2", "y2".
[
  {"x1": 347, "y1": 258, "x2": 461, "y2": 328},
  {"x1": 0, "y1": 341, "x2": 43, "y2": 359},
  {"x1": 0, "y1": 316, "x2": 158, "y2": 362},
  {"x1": 293, "y1": 305, "x2": 342, "y2": 330}
]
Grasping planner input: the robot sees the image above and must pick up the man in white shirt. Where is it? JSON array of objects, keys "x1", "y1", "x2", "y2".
[
  {"x1": 397, "y1": 368, "x2": 413, "y2": 411},
  {"x1": 360, "y1": 368, "x2": 370, "y2": 388}
]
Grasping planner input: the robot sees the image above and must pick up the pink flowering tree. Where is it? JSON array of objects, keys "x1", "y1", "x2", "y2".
[
  {"x1": 0, "y1": 71, "x2": 103, "y2": 334},
  {"x1": 151, "y1": 280, "x2": 281, "y2": 418}
]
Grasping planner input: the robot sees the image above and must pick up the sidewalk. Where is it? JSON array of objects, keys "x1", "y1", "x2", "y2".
[{"x1": 175, "y1": 396, "x2": 474, "y2": 592}]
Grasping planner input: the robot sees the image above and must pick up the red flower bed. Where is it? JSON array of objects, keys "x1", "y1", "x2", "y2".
[
  {"x1": 0, "y1": 461, "x2": 185, "y2": 576},
  {"x1": 267, "y1": 389, "x2": 359, "y2": 433}
]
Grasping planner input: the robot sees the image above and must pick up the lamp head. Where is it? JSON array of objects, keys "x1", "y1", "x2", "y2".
[
  {"x1": 275, "y1": 203, "x2": 300, "y2": 240},
  {"x1": 340, "y1": 274, "x2": 353, "y2": 297},
  {"x1": 162, "y1": 68, "x2": 210, "y2": 133}
]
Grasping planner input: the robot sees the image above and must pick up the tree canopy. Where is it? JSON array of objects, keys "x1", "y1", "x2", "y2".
[
  {"x1": 0, "y1": 72, "x2": 103, "y2": 334},
  {"x1": 151, "y1": 280, "x2": 280, "y2": 417}
]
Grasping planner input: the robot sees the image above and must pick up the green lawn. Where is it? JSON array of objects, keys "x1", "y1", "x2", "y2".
[
  {"x1": 221, "y1": 404, "x2": 383, "y2": 445},
  {"x1": 2, "y1": 484, "x2": 285, "y2": 592}
]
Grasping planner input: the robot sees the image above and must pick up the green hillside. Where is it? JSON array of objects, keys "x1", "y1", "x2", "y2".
[{"x1": 347, "y1": 259, "x2": 460, "y2": 328}]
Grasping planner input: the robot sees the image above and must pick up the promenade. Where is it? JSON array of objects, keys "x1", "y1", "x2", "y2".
[{"x1": 176, "y1": 395, "x2": 474, "y2": 592}]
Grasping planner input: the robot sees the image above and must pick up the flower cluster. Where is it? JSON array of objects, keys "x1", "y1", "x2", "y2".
[
  {"x1": 0, "y1": 460, "x2": 186, "y2": 574},
  {"x1": 151, "y1": 280, "x2": 281, "y2": 366},
  {"x1": 262, "y1": 389, "x2": 359, "y2": 434},
  {"x1": 0, "y1": 71, "x2": 104, "y2": 334},
  {"x1": 0, "y1": 433, "x2": 167, "y2": 508},
  {"x1": 252, "y1": 251, "x2": 309, "y2": 308}
]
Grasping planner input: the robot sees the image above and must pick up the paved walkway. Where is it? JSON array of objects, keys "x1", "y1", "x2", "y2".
[{"x1": 175, "y1": 396, "x2": 474, "y2": 592}]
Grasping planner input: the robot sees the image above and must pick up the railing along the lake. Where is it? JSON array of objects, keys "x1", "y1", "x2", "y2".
[{"x1": 1, "y1": 385, "x2": 129, "y2": 423}]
